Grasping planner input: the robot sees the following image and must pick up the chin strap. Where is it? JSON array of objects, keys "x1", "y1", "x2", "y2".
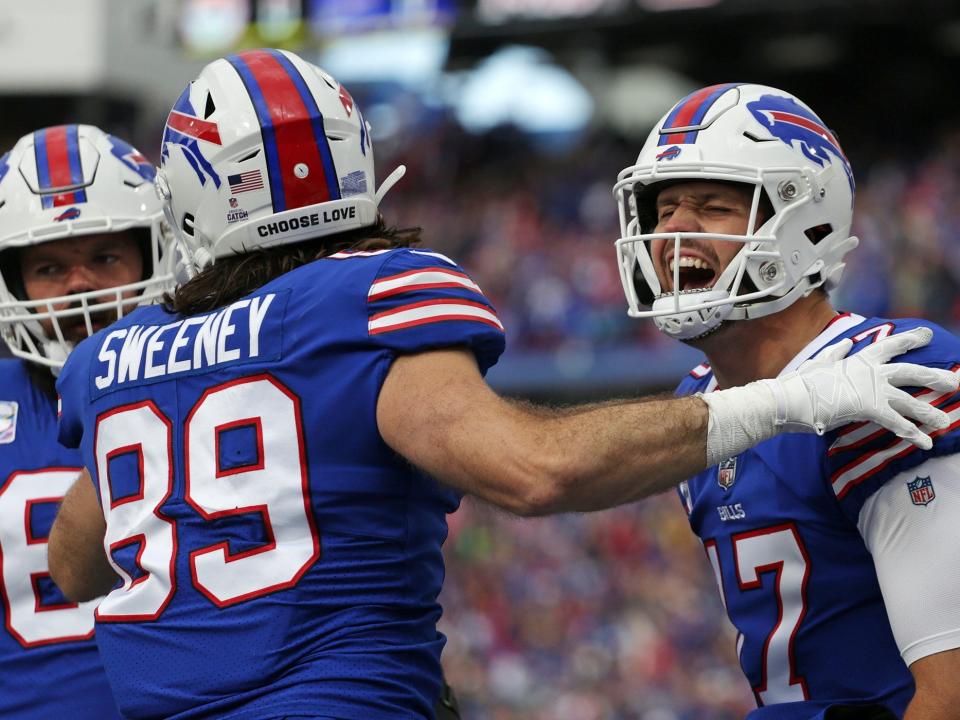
[{"x1": 375, "y1": 165, "x2": 406, "y2": 205}]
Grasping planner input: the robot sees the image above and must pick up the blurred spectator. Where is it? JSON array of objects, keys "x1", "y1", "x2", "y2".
[{"x1": 440, "y1": 497, "x2": 753, "y2": 719}]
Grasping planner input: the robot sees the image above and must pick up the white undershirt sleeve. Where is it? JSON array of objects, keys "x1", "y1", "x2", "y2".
[{"x1": 857, "y1": 453, "x2": 960, "y2": 667}]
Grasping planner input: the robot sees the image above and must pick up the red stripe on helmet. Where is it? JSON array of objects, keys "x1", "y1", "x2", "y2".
[
  {"x1": 52, "y1": 191, "x2": 77, "y2": 208},
  {"x1": 769, "y1": 111, "x2": 847, "y2": 159},
  {"x1": 44, "y1": 126, "x2": 75, "y2": 189},
  {"x1": 241, "y1": 49, "x2": 332, "y2": 209},
  {"x1": 166, "y1": 111, "x2": 223, "y2": 145},
  {"x1": 661, "y1": 84, "x2": 731, "y2": 144},
  {"x1": 664, "y1": 86, "x2": 717, "y2": 130}
]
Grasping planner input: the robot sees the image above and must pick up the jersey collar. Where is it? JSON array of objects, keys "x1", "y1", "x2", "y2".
[{"x1": 778, "y1": 312, "x2": 866, "y2": 377}]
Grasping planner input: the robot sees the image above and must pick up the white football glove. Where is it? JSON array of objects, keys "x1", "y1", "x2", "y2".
[{"x1": 701, "y1": 327, "x2": 958, "y2": 465}]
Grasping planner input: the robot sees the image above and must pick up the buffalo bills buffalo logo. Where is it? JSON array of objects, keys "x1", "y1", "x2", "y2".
[
  {"x1": 109, "y1": 136, "x2": 156, "y2": 182},
  {"x1": 747, "y1": 94, "x2": 855, "y2": 197},
  {"x1": 161, "y1": 87, "x2": 223, "y2": 189},
  {"x1": 53, "y1": 206, "x2": 81, "y2": 222},
  {"x1": 656, "y1": 146, "x2": 682, "y2": 161}
]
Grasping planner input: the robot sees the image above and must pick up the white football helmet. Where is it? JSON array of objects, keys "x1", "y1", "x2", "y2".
[
  {"x1": 0, "y1": 124, "x2": 174, "y2": 369},
  {"x1": 158, "y1": 47, "x2": 405, "y2": 274},
  {"x1": 614, "y1": 83, "x2": 858, "y2": 340}
]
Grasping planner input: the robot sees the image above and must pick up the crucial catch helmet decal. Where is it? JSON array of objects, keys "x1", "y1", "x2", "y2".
[{"x1": 747, "y1": 94, "x2": 855, "y2": 197}]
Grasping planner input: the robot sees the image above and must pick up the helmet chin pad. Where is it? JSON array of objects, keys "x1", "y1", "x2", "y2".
[{"x1": 651, "y1": 289, "x2": 733, "y2": 340}]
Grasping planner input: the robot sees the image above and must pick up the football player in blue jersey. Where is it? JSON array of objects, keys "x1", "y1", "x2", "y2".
[
  {"x1": 0, "y1": 125, "x2": 174, "y2": 719},
  {"x1": 614, "y1": 83, "x2": 960, "y2": 719},
  {"x1": 46, "y1": 54, "x2": 956, "y2": 720}
]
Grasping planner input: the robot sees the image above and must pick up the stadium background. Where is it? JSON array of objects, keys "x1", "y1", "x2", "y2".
[{"x1": 1, "y1": 0, "x2": 958, "y2": 717}]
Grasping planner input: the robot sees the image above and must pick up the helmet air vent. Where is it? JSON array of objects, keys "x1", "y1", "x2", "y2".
[
  {"x1": 236, "y1": 149, "x2": 261, "y2": 162},
  {"x1": 204, "y1": 93, "x2": 216, "y2": 119},
  {"x1": 182, "y1": 212, "x2": 195, "y2": 237}
]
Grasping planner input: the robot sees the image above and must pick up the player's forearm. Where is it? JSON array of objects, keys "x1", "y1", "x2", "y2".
[
  {"x1": 49, "y1": 472, "x2": 118, "y2": 602},
  {"x1": 505, "y1": 394, "x2": 708, "y2": 514},
  {"x1": 379, "y1": 349, "x2": 711, "y2": 516}
]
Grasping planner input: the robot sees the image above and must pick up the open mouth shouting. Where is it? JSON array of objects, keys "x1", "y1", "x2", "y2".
[{"x1": 662, "y1": 248, "x2": 718, "y2": 293}]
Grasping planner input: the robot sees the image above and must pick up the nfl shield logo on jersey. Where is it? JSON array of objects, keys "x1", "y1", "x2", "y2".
[
  {"x1": 907, "y1": 476, "x2": 935, "y2": 506},
  {"x1": 0, "y1": 401, "x2": 18, "y2": 444},
  {"x1": 717, "y1": 457, "x2": 737, "y2": 490}
]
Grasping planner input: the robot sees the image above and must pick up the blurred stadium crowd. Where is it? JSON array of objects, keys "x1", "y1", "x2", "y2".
[{"x1": 440, "y1": 497, "x2": 753, "y2": 720}]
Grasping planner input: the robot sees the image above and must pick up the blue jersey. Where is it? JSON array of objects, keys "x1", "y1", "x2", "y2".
[
  {"x1": 57, "y1": 248, "x2": 506, "y2": 720},
  {"x1": 676, "y1": 314, "x2": 960, "y2": 719},
  {"x1": 0, "y1": 359, "x2": 119, "y2": 719}
]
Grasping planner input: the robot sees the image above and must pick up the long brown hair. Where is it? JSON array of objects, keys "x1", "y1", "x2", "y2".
[{"x1": 164, "y1": 218, "x2": 421, "y2": 316}]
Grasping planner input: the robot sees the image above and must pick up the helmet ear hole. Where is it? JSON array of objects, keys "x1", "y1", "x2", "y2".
[
  {"x1": 181, "y1": 212, "x2": 196, "y2": 237},
  {"x1": 804, "y1": 223, "x2": 832, "y2": 245}
]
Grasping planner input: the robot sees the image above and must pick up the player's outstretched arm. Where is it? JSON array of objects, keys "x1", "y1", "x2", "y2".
[
  {"x1": 378, "y1": 348, "x2": 709, "y2": 515},
  {"x1": 48, "y1": 469, "x2": 118, "y2": 602},
  {"x1": 377, "y1": 328, "x2": 956, "y2": 516}
]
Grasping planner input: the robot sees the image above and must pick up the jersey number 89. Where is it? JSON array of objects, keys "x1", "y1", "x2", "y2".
[{"x1": 93, "y1": 374, "x2": 320, "y2": 621}]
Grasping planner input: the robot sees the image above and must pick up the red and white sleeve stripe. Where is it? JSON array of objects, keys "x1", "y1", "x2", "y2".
[
  {"x1": 830, "y1": 366, "x2": 960, "y2": 499},
  {"x1": 368, "y1": 267, "x2": 482, "y2": 302},
  {"x1": 368, "y1": 298, "x2": 503, "y2": 335}
]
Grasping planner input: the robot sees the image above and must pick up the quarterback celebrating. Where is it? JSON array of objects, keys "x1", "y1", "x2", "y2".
[
  {"x1": 0, "y1": 125, "x2": 174, "y2": 718},
  {"x1": 614, "y1": 83, "x2": 960, "y2": 718},
  {"x1": 49, "y1": 54, "x2": 954, "y2": 719}
]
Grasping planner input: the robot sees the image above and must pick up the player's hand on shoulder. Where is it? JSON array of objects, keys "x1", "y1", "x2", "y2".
[{"x1": 768, "y1": 326, "x2": 958, "y2": 449}]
